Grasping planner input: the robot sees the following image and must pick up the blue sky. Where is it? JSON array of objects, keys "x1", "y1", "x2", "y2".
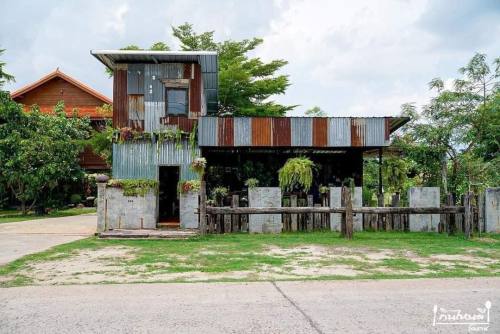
[{"x1": 1, "y1": 0, "x2": 499, "y2": 116}]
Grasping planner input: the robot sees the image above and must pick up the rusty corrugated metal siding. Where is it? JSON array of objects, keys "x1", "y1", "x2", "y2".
[
  {"x1": 252, "y1": 117, "x2": 272, "y2": 146},
  {"x1": 160, "y1": 116, "x2": 197, "y2": 133},
  {"x1": 127, "y1": 64, "x2": 144, "y2": 94},
  {"x1": 312, "y1": 118, "x2": 328, "y2": 147},
  {"x1": 198, "y1": 116, "x2": 218, "y2": 146},
  {"x1": 113, "y1": 69, "x2": 128, "y2": 128},
  {"x1": 327, "y1": 118, "x2": 350, "y2": 147},
  {"x1": 272, "y1": 118, "x2": 291, "y2": 146},
  {"x1": 291, "y1": 118, "x2": 312, "y2": 147},
  {"x1": 113, "y1": 140, "x2": 199, "y2": 181},
  {"x1": 218, "y1": 117, "x2": 234, "y2": 146},
  {"x1": 128, "y1": 95, "x2": 145, "y2": 130},
  {"x1": 190, "y1": 64, "x2": 202, "y2": 118},
  {"x1": 351, "y1": 118, "x2": 366, "y2": 147},
  {"x1": 385, "y1": 118, "x2": 391, "y2": 142},
  {"x1": 197, "y1": 117, "x2": 394, "y2": 148},
  {"x1": 234, "y1": 117, "x2": 252, "y2": 146}
]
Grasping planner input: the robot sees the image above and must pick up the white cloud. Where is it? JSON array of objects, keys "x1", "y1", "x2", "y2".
[{"x1": 1, "y1": 0, "x2": 498, "y2": 116}]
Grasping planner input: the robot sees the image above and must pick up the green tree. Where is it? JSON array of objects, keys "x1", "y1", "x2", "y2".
[
  {"x1": 0, "y1": 48, "x2": 15, "y2": 88},
  {"x1": 305, "y1": 106, "x2": 326, "y2": 117},
  {"x1": 0, "y1": 93, "x2": 90, "y2": 213},
  {"x1": 173, "y1": 23, "x2": 294, "y2": 116},
  {"x1": 111, "y1": 23, "x2": 295, "y2": 116},
  {"x1": 394, "y1": 53, "x2": 500, "y2": 196}
]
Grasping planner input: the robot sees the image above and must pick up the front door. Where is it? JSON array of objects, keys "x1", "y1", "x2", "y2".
[{"x1": 158, "y1": 166, "x2": 180, "y2": 224}]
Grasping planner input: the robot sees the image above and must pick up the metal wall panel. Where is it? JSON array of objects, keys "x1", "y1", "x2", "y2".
[
  {"x1": 144, "y1": 102, "x2": 165, "y2": 132},
  {"x1": 328, "y1": 118, "x2": 351, "y2": 147},
  {"x1": 272, "y1": 118, "x2": 291, "y2": 146},
  {"x1": 144, "y1": 64, "x2": 184, "y2": 102},
  {"x1": 127, "y1": 64, "x2": 144, "y2": 94},
  {"x1": 218, "y1": 117, "x2": 234, "y2": 146},
  {"x1": 113, "y1": 69, "x2": 128, "y2": 128},
  {"x1": 365, "y1": 118, "x2": 385, "y2": 146},
  {"x1": 112, "y1": 142, "x2": 156, "y2": 179},
  {"x1": 198, "y1": 117, "x2": 218, "y2": 146},
  {"x1": 234, "y1": 117, "x2": 251, "y2": 146},
  {"x1": 157, "y1": 140, "x2": 200, "y2": 180},
  {"x1": 128, "y1": 95, "x2": 144, "y2": 121},
  {"x1": 291, "y1": 118, "x2": 312, "y2": 147},
  {"x1": 312, "y1": 118, "x2": 328, "y2": 147},
  {"x1": 113, "y1": 140, "x2": 200, "y2": 181},
  {"x1": 351, "y1": 118, "x2": 367, "y2": 147},
  {"x1": 252, "y1": 118, "x2": 272, "y2": 146}
]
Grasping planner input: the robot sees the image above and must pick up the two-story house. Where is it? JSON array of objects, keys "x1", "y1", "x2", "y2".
[{"x1": 92, "y1": 50, "x2": 407, "y2": 229}]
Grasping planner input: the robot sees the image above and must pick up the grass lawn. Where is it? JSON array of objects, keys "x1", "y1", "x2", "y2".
[
  {"x1": 0, "y1": 207, "x2": 96, "y2": 224},
  {"x1": 0, "y1": 232, "x2": 498, "y2": 287}
]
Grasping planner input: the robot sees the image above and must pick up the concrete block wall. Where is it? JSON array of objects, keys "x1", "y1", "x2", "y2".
[
  {"x1": 180, "y1": 191, "x2": 199, "y2": 229},
  {"x1": 97, "y1": 184, "x2": 158, "y2": 230},
  {"x1": 329, "y1": 187, "x2": 363, "y2": 232},
  {"x1": 248, "y1": 187, "x2": 282, "y2": 233},
  {"x1": 408, "y1": 187, "x2": 440, "y2": 232},
  {"x1": 485, "y1": 188, "x2": 500, "y2": 233}
]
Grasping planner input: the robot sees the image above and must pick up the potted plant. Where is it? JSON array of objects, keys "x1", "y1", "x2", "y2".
[{"x1": 278, "y1": 157, "x2": 315, "y2": 194}]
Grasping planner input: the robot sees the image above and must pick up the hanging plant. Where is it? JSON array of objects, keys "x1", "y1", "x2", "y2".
[
  {"x1": 177, "y1": 179, "x2": 201, "y2": 194},
  {"x1": 278, "y1": 157, "x2": 315, "y2": 193},
  {"x1": 319, "y1": 185, "x2": 329, "y2": 194},
  {"x1": 211, "y1": 186, "x2": 228, "y2": 202},
  {"x1": 191, "y1": 157, "x2": 207, "y2": 178},
  {"x1": 244, "y1": 178, "x2": 259, "y2": 189}
]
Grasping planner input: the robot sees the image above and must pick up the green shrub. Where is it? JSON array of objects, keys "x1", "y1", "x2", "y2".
[
  {"x1": 70, "y1": 194, "x2": 82, "y2": 204},
  {"x1": 107, "y1": 179, "x2": 158, "y2": 197},
  {"x1": 244, "y1": 178, "x2": 259, "y2": 188}
]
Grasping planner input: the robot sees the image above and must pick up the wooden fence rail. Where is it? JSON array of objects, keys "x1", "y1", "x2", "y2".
[{"x1": 205, "y1": 206, "x2": 465, "y2": 215}]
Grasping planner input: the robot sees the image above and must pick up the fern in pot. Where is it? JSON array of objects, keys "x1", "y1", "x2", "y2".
[{"x1": 278, "y1": 157, "x2": 315, "y2": 195}]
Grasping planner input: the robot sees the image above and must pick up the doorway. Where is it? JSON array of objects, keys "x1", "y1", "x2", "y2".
[{"x1": 158, "y1": 166, "x2": 180, "y2": 225}]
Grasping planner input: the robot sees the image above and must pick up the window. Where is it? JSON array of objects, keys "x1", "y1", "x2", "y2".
[{"x1": 166, "y1": 88, "x2": 188, "y2": 115}]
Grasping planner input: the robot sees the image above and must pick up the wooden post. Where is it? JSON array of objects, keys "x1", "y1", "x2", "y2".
[
  {"x1": 307, "y1": 195, "x2": 314, "y2": 231},
  {"x1": 232, "y1": 195, "x2": 240, "y2": 232},
  {"x1": 290, "y1": 195, "x2": 298, "y2": 231},
  {"x1": 446, "y1": 193, "x2": 455, "y2": 236},
  {"x1": 199, "y1": 181, "x2": 207, "y2": 236},
  {"x1": 391, "y1": 193, "x2": 400, "y2": 231},
  {"x1": 478, "y1": 192, "x2": 485, "y2": 237},
  {"x1": 464, "y1": 192, "x2": 472, "y2": 240},
  {"x1": 342, "y1": 187, "x2": 353, "y2": 239}
]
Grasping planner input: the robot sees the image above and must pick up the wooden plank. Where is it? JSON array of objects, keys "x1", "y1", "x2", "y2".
[
  {"x1": 232, "y1": 195, "x2": 240, "y2": 232},
  {"x1": 113, "y1": 69, "x2": 128, "y2": 128},
  {"x1": 342, "y1": 187, "x2": 353, "y2": 239}
]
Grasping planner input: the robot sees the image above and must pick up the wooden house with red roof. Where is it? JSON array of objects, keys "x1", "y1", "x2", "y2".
[{"x1": 11, "y1": 68, "x2": 112, "y2": 170}]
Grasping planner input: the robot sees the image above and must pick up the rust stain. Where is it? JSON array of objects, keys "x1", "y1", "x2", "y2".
[
  {"x1": 312, "y1": 118, "x2": 328, "y2": 147},
  {"x1": 161, "y1": 116, "x2": 197, "y2": 132},
  {"x1": 252, "y1": 117, "x2": 272, "y2": 146},
  {"x1": 272, "y1": 117, "x2": 291, "y2": 146},
  {"x1": 218, "y1": 117, "x2": 234, "y2": 146},
  {"x1": 351, "y1": 118, "x2": 365, "y2": 147},
  {"x1": 113, "y1": 69, "x2": 128, "y2": 128}
]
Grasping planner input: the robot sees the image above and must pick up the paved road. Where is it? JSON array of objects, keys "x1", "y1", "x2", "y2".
[
  {"x1": 1, "y1": 278, "x2": 498, "y2": 333},
  {"x1": 0, "y1": 215, "x2": 96, "y2": 265}
]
